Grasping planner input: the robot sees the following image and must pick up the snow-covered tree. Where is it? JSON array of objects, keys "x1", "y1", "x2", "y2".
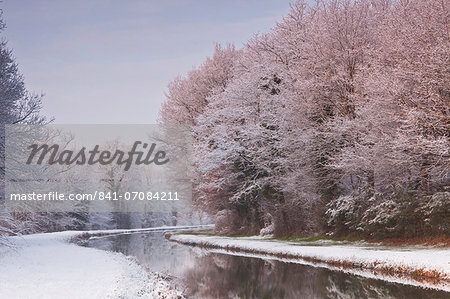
[
  {"x1": 0, "y1": 12, "x2": 50, "y2": 243},
  {"x1": 160, "y1": 0, "x2": 449, "y2": 238}
]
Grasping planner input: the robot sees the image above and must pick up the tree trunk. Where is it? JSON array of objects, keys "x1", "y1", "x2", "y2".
[{"x1": 420, "y1": 155, "x2": 430, "y2": 193}]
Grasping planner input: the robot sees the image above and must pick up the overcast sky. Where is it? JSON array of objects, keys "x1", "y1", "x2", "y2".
[{"x1": 2, "y1": 0, "x2": 294, "y2": 124}]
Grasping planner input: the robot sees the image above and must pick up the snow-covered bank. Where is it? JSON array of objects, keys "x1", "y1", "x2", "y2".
[
  {"x1": 0, "y1": 228, "x2": 201, "y2": 298},
  {"x1": 168, "y1": 234, "x2": 450, "y2": 292},
  {"x1": 85, "y1": 224, "x2": 214, "y2": 237}
]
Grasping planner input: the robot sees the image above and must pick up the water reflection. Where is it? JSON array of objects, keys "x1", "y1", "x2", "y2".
[{"x1": 86, "y1": 232, "x2": 449, "y2": 299}]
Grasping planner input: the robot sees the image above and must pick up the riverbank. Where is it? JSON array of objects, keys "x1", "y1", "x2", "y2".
[
  {"x1": 167, "y1": 233, "x2": 450, "y2": 292},
  {"x1": 0, "y1": 227, "x2": 213, "y2": 298}
]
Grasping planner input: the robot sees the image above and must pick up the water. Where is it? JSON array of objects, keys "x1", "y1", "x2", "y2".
[{"x1": 86, "y1": 231, "x2": 449, "y2": 299}]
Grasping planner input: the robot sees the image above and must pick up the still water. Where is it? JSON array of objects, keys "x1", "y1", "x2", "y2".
[{"x1": 86, "y1": 231, "x2": 448, "y2": 299}]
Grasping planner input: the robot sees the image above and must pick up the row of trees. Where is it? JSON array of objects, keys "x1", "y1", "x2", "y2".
[
  {"x1": 0, "y1": 9, "x2": 206, "y2": 243},
  {"x1": 0, "y1": 11, "x2": 133, "y2": 239},
  {"x1": 160, "y1": 0, "x2": 449, "y2": 237}
]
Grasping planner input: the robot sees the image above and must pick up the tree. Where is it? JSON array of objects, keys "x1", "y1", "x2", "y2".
[{"x1": 0, "y1": 11, "x2": 59, "y2": 243}]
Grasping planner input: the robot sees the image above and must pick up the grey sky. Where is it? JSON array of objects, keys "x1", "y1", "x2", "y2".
[{"x1": 2, "y1": 0, "x2": 294, "y2": 124}]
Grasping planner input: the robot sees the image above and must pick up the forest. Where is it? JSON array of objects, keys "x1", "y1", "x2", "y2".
[
  {"x1": 0, "y1": 0, "x2": 448, "y2": 242},
  {"x1": 159, "y1": 0, "x2": 449, "y2": 238}
]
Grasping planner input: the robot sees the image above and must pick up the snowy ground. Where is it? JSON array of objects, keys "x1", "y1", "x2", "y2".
[
  {"x1": 0, "y1": 227, "x2": 215, "y2": 299},
  {"x1": 168, "y1": 233, "x2": 450, "y2": 292},
  {"x1": 2, "y1": 227, "x2": 448, "y2": 298}
]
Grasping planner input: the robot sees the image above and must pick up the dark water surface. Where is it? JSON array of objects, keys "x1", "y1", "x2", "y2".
[{"x1": 86, "y1": 231, "x2": 449, "y2": 299}]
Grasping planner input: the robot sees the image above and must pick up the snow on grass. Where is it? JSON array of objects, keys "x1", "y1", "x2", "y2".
[
  {"x1": 168, "y1": 233, "x2": 450, "y2": 292},
  {"x1": 0, "y1": 230, "x2": 186, "y2": 299}
]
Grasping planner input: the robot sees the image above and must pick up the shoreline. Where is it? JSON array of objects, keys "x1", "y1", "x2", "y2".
[
  {"x1": 0, "y1": 227, "x2": 211, "y2": 299},
  {"x1": 167, "y1": 233, "x2": 450, "y2": 292}
]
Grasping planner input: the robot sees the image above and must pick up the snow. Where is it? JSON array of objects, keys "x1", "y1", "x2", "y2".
[
  {"x1": 0, "y1": 228, "x2": 211, "y2": 298},
  {"x1": 168, "y1": 234, "x2": 450, "y2": 292},
  {"x1": 86, "y1": 224, "x2": 214, "y2": 236},
  {"x1": 2, "y1": 225, "x2": 447, "y2": 297}
]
